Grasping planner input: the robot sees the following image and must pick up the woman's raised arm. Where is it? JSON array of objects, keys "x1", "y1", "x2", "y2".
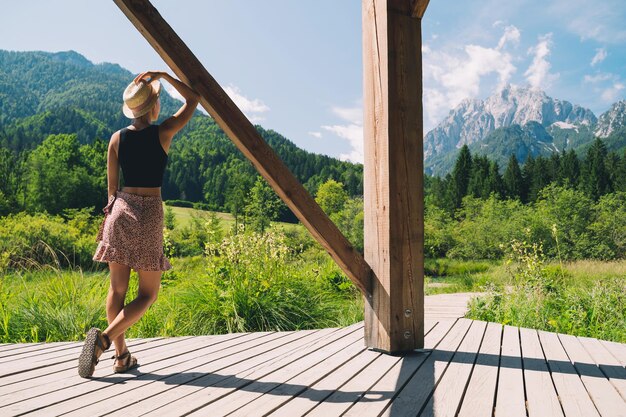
[{"x1": 135, "y1": 71, "x2": 200, "y2": 141}]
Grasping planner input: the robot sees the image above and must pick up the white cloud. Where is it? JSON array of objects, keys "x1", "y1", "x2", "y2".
[
  {"x1": 497, "y1": 25, "x2": 521, "y2": 50},
  {"x1": 584, "y1": 73, "x2": 613, "y2": 84},
  {"x1": 223, "y1": 84, "x2": 270, "y2": 123},
  {"x1": 524, "y1": 33, "x2": 559, "y2": 90},
  {"x1": 601, "y1": 82, "x2": 625, "y2": 102},
  {"x1": 583, "y1": 72, "x2": 624, "y2": 104},
  {"x1": 590, "y1": 48, "x2": 607, "y2": 66},
  {"x1": 308, "y1": 131, "x2": 322, "y2": 138},
  {"x1": 331, "y1": 106, "x2": 362, "y2": 125},
  {"x1": 320, "y1": 105, "x2": 364, "y2": 163},
  {"x1": 163, "y1": 83, "x2": 209, "y2": 115},
  {"x1": 422, "y1": 25, "x2": 519, "y2": 130}
]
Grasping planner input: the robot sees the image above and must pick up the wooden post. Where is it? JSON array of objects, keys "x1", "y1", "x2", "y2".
[
  {"x1": 113, "y1": 0, "x2": 373, "y2": 297},
  {"x1": 363, "y1": 0, "x2": 426, "y2": 353}
]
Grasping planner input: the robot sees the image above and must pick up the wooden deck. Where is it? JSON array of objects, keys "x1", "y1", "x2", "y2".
[{"x1": 1, "y1": 292, "x2": 624, "y2": 416}]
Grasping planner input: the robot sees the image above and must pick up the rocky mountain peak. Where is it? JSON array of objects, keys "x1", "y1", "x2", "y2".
[
  {"x1": 424, "y1": 85, "x2": 597, "y2": 161},
  {"x1": 595, "y1": 100, "x2": 626, "y2": 138}
]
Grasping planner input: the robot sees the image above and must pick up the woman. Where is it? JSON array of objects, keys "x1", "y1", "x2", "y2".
[{"x1": 78, "y1": 71, "x2": 200, "y2": 378}]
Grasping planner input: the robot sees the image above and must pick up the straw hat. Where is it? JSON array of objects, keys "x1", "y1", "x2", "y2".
[{"x1": 122, "y1": 79, "x2": 162, "y2": 118}]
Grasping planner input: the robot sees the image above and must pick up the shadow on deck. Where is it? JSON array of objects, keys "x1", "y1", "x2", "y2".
[{"x1": 0, "y1": 292, "x2": 624, "y2": 416}]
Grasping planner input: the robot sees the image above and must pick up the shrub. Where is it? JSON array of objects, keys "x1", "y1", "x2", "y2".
[
  {"x1": 165, "y1": 199, "x2": 194, "y2": 208},
  {"x1": 0, "y1": 211, "x2": 98, "y2": 272},
  {"x1": 190, "y1": 225, "x2": 348, "y2": 332},
  {"x1": 467, "y1": 238, "x2": 626, "y2": 342}
]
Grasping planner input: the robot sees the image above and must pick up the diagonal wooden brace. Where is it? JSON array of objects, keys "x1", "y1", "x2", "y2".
[{"x1": 113, "y1": 0, "x2": 373, "y2": 298}]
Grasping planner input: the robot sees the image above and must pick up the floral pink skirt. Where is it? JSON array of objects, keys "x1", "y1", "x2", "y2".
[{"x1": 93, "y1": 190, "x2": 172, "y2": 272}]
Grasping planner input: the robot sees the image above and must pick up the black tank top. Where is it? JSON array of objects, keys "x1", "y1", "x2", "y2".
[{"x1": 119, "y1": 124, "x2": 168, "y2": 187}]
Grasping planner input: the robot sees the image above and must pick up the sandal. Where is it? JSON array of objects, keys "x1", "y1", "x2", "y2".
[
  {"x1": 111, "y1": 350, "x2": 138, "y2": 373},
  {"x1": 78, "y1": 327, "x2": 111, "y2": 378}
]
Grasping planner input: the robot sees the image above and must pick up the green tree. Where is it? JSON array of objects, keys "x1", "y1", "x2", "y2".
[
  {"x1": 486, "y1": 161, "x2": 504, "y2": 198},
  {"x1": 225, "y1": 159, "x2": 254, "y2": 228},
  {"x1": 616, "y1": 149, "x2": 626, "y2": 192},
  {"x1": 164, "y1": 206, "x2": 177, "y2": 230},
  {"x1": 561, "y1": 149, "x2": 580, "y2": 188},
  {"x1": 581, "y1": 138, "x2": 611, "y2": 200},
  {"x1": 315, "y1": 179, "x2": 349, "y2": 216},
  {"x1": 330, "y1": 197, "x2": 364, "y2": 253},
  {"x1": 451, "y1": 145, "x2": 472, "y2": 208},
  {"x1": 503, "y1": 155, "x2": 524, "y2": 200},
  {"x1": 529, "y1": 156, "x2": 551, "y2": 202},
  {"x1": 245, "y1": 176, "x2": 283, "y2": 233},
  {"x1": 521, "y1": 155, "x2": 535, "y2": 203},
  {"x1": 467, "y1": 155, "x2": 490, "y2": 199},
  {"x1": 23, "y1": 134, "x2": 98, "y2": 214}
]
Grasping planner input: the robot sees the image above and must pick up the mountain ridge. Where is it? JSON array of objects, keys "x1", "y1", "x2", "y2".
[{"x1": 424, "y1": 85, "x2": 625, "y2": 175}]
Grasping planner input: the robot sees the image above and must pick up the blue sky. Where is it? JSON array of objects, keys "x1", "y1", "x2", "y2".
[{"x1": 1, "y1": 1, "x2": 625, "y2": 163}]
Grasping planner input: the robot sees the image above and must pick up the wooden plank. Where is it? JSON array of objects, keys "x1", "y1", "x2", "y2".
[
  {"x1": 343, "y1": 318, "x2": 472, "y2": 417},
  {"x1": 520, "y1": 326, "x2": 564, "y2": 417},
  {"x1": 267, "y1": 344, "x2": 382, "y2": 416},
  {"x1": 362, "y1": 0, "x2": 425, "y2": 353},
  {"x1": 2, "y1": 330, "x2": 279, "y2": 415},
  {"x1": 112, "y1": 0, "x2": 372, "y2": 298},
  {"x1": 207, "y1": 331, "x2": 367, "y2": 416},
  {"x1": 0, "y1": 340, "x2": 106, "y2": 364},
  {"x1": 38, "y1": 329, "x2": 330, "y2": 417},
  {"x1": 375, "y1": 319, "x2": 474, "y2": 417},
  {"x1": 538, "y1": 330, "x2": 600, "y2": 417},
  {"x1": 266, "y1": 320, "x2": 438, "y2": 417},
  {"x1": 558, "y1": 333, "x2": 626, "y2": 417},
  {"x1": 0, "y1": 337, "x2": 162, "y2": 379},
  {"x1": 0, "y1": 342, "x2": 46, "y2": 354},
  {"x1": 0, "y1": 336, "x2": 194, "y2": 396},
  {"x1": 0, "y1": 341, "x2": 76, "y2": 361},
  {"x1": 309, "y1": 319, "x2": 456, "y2": 417},
  {"x1": 578, "y1": 336, "x2": 626, "y2": 401},
  {"x1": 457, "y1": 321, "x2": 503, "y2": 417},
  {"x1": 0, "y1": 334, "x2": 252, "y2": 409},
  {"x1": 418, "y1": 320, "x2": 488, "y2": 417},
  {"x1": 495, "y1": 325, "x2": 526, "y2": 417},
  {"x1": 600, "y1": 340, "x2": 626, "y2": 368},
  {"x1": 119, "y1": 325, "x2": 362, "y2": 416}
]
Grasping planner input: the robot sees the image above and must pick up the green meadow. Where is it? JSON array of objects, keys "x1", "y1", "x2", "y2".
[{"x1": 0, "y1": 203, "x2": 624, "y2": 344}]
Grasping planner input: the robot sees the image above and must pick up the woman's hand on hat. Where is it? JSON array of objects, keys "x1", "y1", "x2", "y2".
[{"x1": 134, "y1": 71, "x2": 165, "y2": 85}]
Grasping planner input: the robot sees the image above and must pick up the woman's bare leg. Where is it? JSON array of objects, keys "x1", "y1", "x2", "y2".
[
  {"x1": 107, "y1": 262, "x2": 131, "y2": 356},
  {"x1": 103, "y1": 269, "x2": 161, "y2": 342}
]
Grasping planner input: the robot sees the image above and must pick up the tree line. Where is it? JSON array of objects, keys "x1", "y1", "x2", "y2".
[{"x1": 427, "y1": 138, "x2": 625, "y2": 213}]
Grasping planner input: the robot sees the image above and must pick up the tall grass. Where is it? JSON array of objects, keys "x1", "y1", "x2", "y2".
[
  {"x1": 0, "y1": 248, "x2": 109, "y2": 342},
  {"x1": 466, "y1": 236, "x2": 626, "y2": 343},
  {"x1": 0, "y1": 225, "x2": 363, "y2": 342}
]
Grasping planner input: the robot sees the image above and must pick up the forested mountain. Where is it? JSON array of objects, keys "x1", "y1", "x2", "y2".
[
  {"x1": 0, "y1": 49, "x2": 363, "y2": 217},
  {"x1": 424, "y1": 85, "x2": 626, "y2": 175}
]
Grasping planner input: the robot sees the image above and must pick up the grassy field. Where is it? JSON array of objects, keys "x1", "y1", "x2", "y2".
[
  {"x1": 0, "y1": 204, "x2": 623, "y2": 344},
  {"x1": 164, "y1": 205, "x2": 234, "y2": 229}
]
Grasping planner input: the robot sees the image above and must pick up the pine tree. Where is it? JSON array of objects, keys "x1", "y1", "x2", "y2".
[
  {"x1": 529, "y1": 156, "x2": 551, "y2": 202},
  {"x1": 486, "y1": 161, "x2": 504, "y2": 198},
  {"x1": 561, "y1": 149, "x2": 580, "y2": 188},
  {"x1": 468, "y1": 155, "x2": 490, "y2": 198},
  {"x1": 450, "y1": 145, "x2": 472, "y2": 208},
  {"x1": 548, "y1": 152, "x2": 562, "y2": 184},
  {"x1": 521, "y1": 155, "x2": 535, "y2": 203},
  {"x1": 616, "y1": 149, "x2": 626, "y2": 192},
  {"x1": 245, "y1": 176, "x2": 283, "y2": 233},
  {"x1": 582, "y1": 138, "x2": 611, "y2": 200},
  {"x1": 503, "y1": 154, "x2": 524, "y2": 200},
  {"x1": 606, "y1": 151, "x2": 621, "y2": 192}
]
